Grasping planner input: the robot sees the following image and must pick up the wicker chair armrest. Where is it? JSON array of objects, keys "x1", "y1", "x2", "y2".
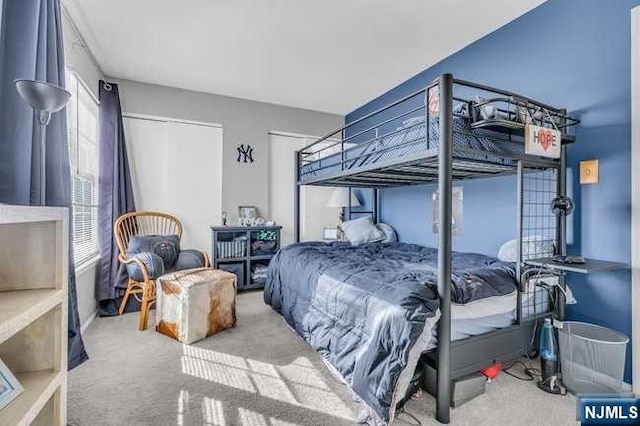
[
  {"x1": 200, "y1": 251, "x2": 210, "y2": 268},
  {"x1": 119, "y1": 254, "x2": 151, "y2": 282}
]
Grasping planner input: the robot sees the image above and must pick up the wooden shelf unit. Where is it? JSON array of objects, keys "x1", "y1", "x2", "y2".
[{"x1": 0, "y1": 206, "x2": 69, "y2": 426}]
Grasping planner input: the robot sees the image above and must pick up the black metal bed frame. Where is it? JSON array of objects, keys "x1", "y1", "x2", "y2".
[{"x1": 292, "y1": 74, "x2": 578, "y2": 423}]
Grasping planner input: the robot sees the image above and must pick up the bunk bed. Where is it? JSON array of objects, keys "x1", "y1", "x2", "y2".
[{"x1": 263, "y1": 74, "x2": 579, "y2": 425}]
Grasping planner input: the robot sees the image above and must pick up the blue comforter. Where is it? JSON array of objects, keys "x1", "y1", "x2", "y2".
[{"x1": 264, "y1": 242, "x2": 517, "y2": 424}]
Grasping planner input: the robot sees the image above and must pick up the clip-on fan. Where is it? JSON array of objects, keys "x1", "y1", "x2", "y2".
[
  {"x1": 549, "y1": 196, "x2": 582, "y2": 264},
  {"x1": 550, "y1": 195, "x2": 574, "y2": 219}
]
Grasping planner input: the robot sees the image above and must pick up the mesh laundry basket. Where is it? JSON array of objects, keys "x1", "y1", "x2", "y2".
[{"x1": 558, "y1": 321, "x2": 628, "y2": 394}]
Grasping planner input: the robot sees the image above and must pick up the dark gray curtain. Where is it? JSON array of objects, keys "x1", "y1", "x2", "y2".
[
  {"x1": 0, "y1": 0, "x2": 88, "y2": 368},
  {"x1": 97, "y1": 81, "x2": 136, "y2": 316}
]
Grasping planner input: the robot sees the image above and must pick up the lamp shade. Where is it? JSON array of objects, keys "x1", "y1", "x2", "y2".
[
  {"x1": 327, "y1": 187, "x2": 361, "y2": 208},
  {"x1": 14, "y1": 79, "x2": 70, "y2": 113}
]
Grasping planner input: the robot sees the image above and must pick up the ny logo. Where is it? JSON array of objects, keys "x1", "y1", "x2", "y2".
[{"x1": 237, "y1": 144, "x2": 254, "y2": 163}]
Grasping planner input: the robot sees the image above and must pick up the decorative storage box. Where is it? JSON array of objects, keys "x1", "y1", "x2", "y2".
[{"x1": 155, "y1": 268, "x2": 236, "y2": 344}]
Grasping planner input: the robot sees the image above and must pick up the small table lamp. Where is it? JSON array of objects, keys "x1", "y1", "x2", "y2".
[
  {"x1": 326, "y1": 187, "x2": 361, "y2": 239},
  {"x1": 14, "y1": 79, "x2": 71, "y2": 205}
]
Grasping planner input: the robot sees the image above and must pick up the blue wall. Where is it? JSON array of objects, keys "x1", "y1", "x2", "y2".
[
  {"x1": 346, "y1": 0, "x2": 638, "y2": 382},
  {"x1": 379, "y1": 176, "x2": 516, "y2": 254}
]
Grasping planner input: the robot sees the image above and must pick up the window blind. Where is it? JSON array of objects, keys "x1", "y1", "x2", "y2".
[{"x1": 66, "y1": 71, "x2": 99, "y2": 266}]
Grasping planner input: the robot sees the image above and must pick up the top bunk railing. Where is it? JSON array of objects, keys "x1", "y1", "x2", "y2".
[
  {"x1": 300, "y1": 85, "x2": 434, "y2": 156},
  {"x1": 297, "y1": 77, "x2": 580, "y2": 186}
]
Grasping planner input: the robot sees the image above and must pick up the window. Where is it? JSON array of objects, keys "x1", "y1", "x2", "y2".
[{"x1": 66, "y1": 71, "x2": 99, "y2": 266}]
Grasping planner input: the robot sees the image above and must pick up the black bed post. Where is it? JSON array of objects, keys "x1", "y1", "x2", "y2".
[
  {"x1": 294, "y1": 150, "x2": 301, "y2": 243},
  {"x1": 557, "y1": 112, "x2": 568, "y2": 258},
  {"x1": 516, "y1": 160, "x2": 524, "y2": 325},
  {"x1": 436, "y1": 73, "x2": 453, "y2": 424},
  {"x1": 372, "y1": 188, "x2": 379, "y2": 223},
  {"x1": 556, "y1": 143, "x2": 568, "y2": 320}
]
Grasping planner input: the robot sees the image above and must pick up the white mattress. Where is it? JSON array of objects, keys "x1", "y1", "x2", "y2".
[{"x1": 423, "y1": 289, "x2": 550, "y2": 352}]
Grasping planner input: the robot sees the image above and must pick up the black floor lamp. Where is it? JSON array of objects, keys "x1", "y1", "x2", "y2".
[{"x1": 14, "y1": 79, "x2": 71, "y2": 206}]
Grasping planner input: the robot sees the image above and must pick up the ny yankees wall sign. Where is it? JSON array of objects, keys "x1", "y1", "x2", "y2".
[{"x1": 237, "y1": 144, "x2": 254, "y2": 163}]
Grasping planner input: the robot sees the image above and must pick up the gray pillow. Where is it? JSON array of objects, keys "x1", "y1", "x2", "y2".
[
  {"x1": 340, "y1": 216, "x2": 385, "y2": 246},
  {"x1": 476, "y1": 96, "x2": 496, "y2": 120},
  {"x1": 377, "y1": 223, "x2": 397, "y2": 243},
  {"x1": 174, "y1": 250, "x2": 206, "y2": 271},
  {"x1": 127, "y1": 234, "x2": 180, "y2": 269},
  {"x1": 125, "y1": 252, "x2": 165, "y2": 281}
]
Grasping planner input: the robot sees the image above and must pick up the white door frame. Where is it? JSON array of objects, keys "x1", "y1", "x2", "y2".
[
  {"x1": 632, "y1": 5, "x2": 640, "y2": 394},
  {"x1": 122, "y1": 112, "x2": 223, "y2": 129}
]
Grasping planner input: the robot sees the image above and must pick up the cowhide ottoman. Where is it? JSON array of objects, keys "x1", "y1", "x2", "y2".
[{"x1": 155, "y1": 268, "x2": 236, "y2": 344}]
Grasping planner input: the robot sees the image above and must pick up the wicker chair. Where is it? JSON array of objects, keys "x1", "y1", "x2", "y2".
[{"x1": 114, "y1": 211, "x2": 210, "y2": 330}]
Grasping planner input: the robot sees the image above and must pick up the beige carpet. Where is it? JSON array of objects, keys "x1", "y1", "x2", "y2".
[{"x1": 68, "y1": 291, "x2": 576, "y2": 426}]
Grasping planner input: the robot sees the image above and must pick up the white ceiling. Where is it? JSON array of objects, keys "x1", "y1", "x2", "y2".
[{"x1": 64, "y1": 0, "x2": 545, "y2": 115}]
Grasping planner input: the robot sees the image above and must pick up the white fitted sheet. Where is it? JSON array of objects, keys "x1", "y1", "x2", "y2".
[{"x1": 424, "y1": 289, "x2": 551, "y2": 352}]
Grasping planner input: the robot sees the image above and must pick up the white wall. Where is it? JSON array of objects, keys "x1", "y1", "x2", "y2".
[
  {"x1": 62, "y1": 6, "x2": 104, "y2": 98},
  {"x1": 75, "y1": 262, "x2": 98, "y2": 328},
  {"x1": 113, "y1": 79, "x2": 344, "y2": 223}
]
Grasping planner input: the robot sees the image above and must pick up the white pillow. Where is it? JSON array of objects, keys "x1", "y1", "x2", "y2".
[
  {"x1": 497, "y1": 239, "x2": 518, "y2": 262},
  {"x1": 340, "y1": 216, "x2": 385, "y2": 246},
  {"x1": 401, "y1": 116, "x2": 425, "y2": 128},
  {"x1": 476, "y1": 96, "x2": 495, "y2": 120},
  {"x1": 376, "y1": 223, "x2": 397, "y2": 243},
  {"x1": 497, "y1": 236, "x2": 555, "y2": 262},
  {"x1": 476, "y1": 96, "x2": 510, "y2": 121}
]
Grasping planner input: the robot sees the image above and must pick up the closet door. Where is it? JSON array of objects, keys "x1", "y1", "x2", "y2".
[
  {"x1": 123, "y1": 117, "x2": 169, "y2": 213},
  {"x1": 124, "y1": 116, "x2": 223, "y2": 253},
  {"x1": 269, "y1": 132, "x2": 339, "y2": 245},
  {"x1": 166, "y1": 121, "x2": 223, "y2": 252}
]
